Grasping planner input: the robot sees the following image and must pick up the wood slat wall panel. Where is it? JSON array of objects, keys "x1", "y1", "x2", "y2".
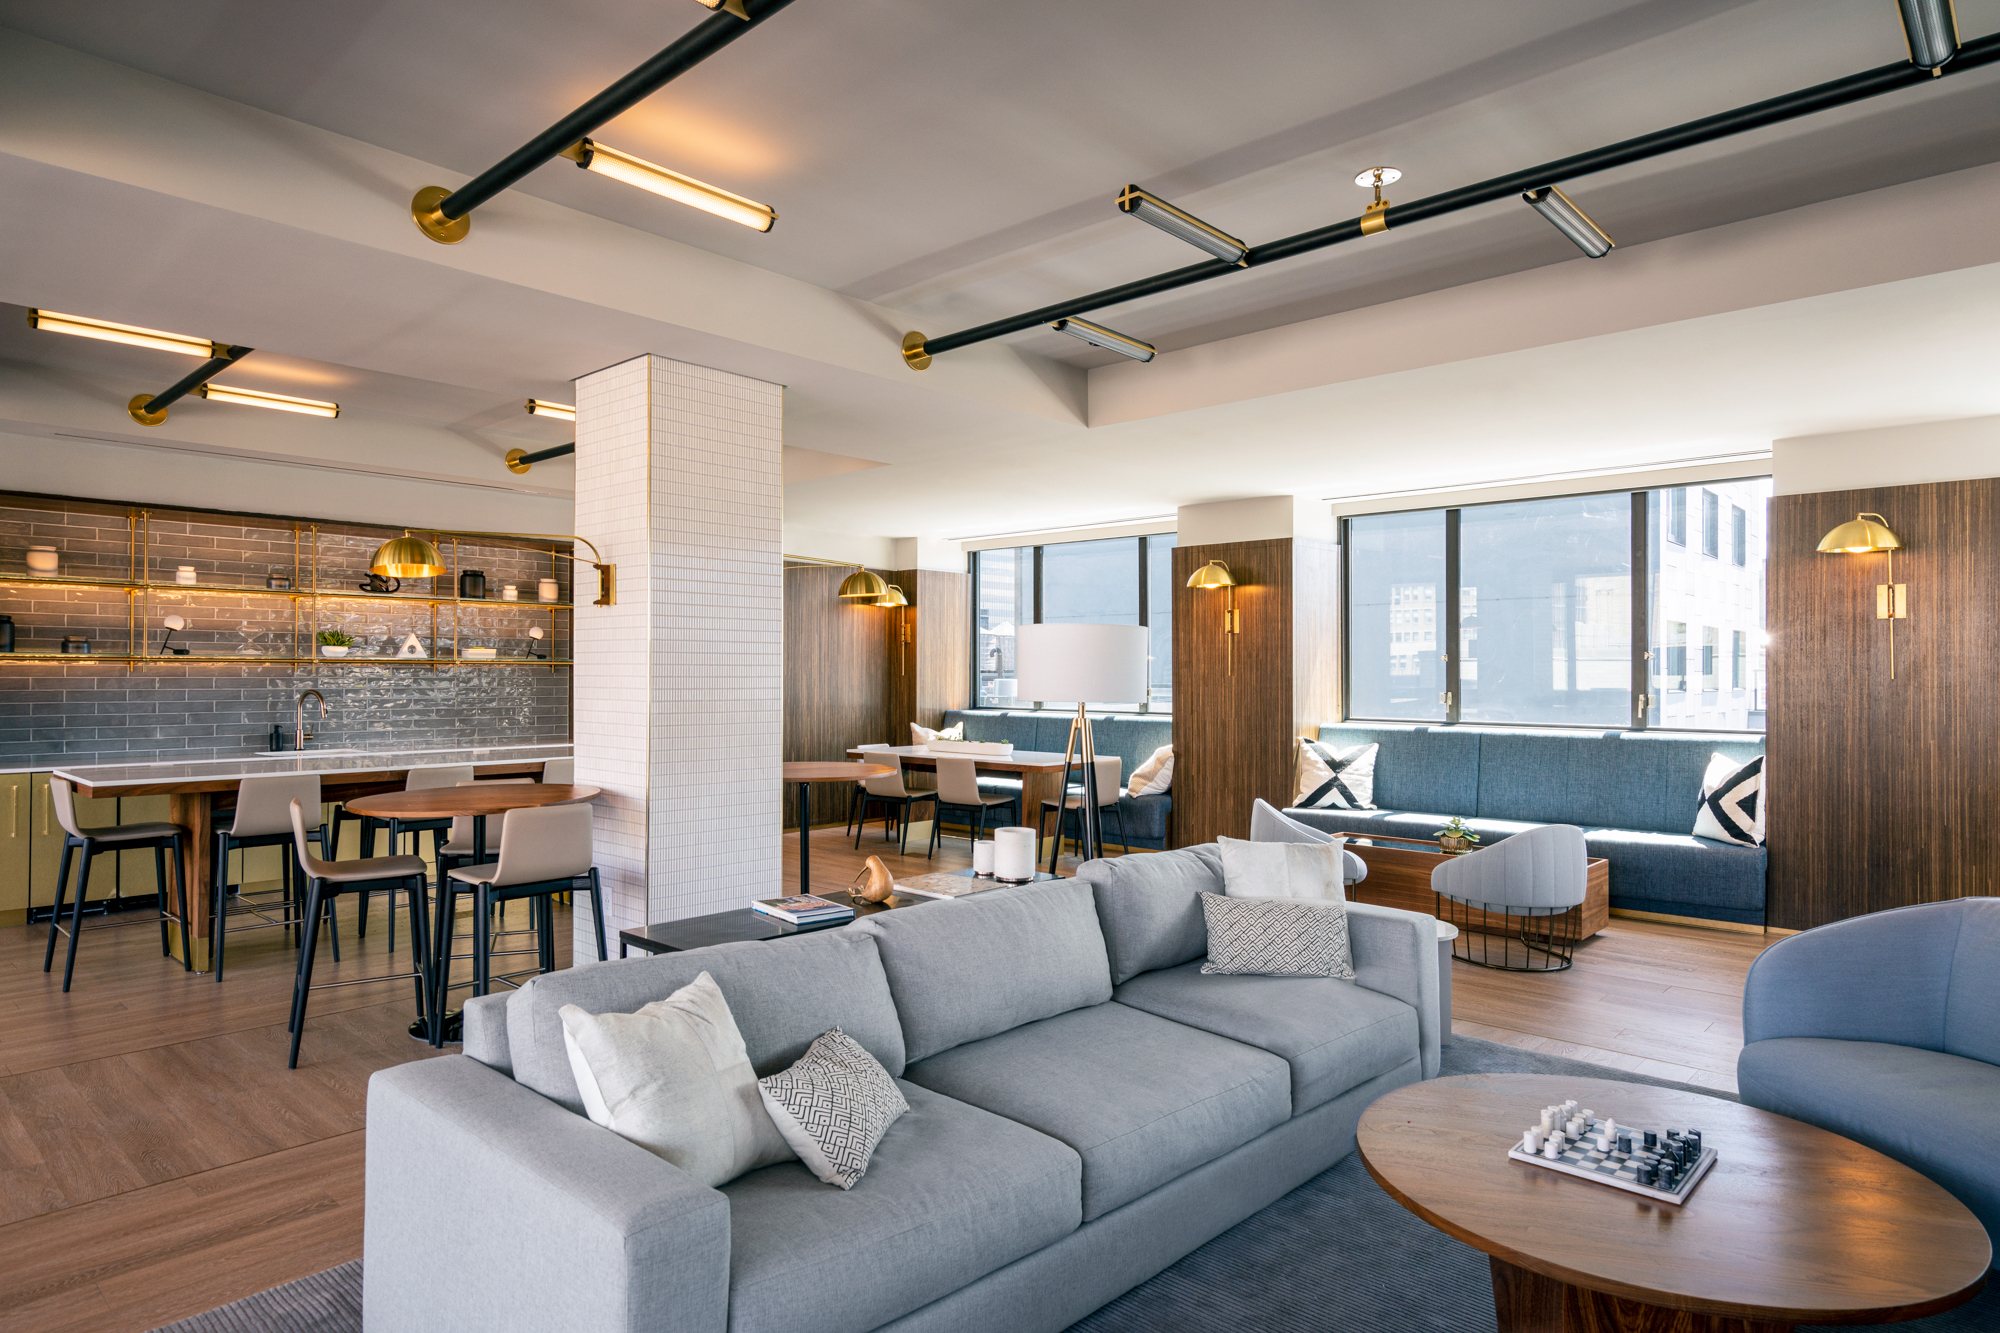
[
  {"x1": 782, "y1": 564, "x2": 893, "y2": 828},
  {"x1": 1767, "y1": 479, "x2": 2000, "y2": 928},
  {"x1": 915, "y1": 569, "x2": 970, "y2": 728}
]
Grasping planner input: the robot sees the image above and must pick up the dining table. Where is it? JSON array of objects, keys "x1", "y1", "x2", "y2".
[
  {"x1": 784, "y1": 760, "x2": 893, "y2": 895},
  {"x1": 846, "y1": 745, "x2": 1080, "y2": 859},
  {"x1": 344, "y1": 782, "x2": 599, "y2": 1044}
]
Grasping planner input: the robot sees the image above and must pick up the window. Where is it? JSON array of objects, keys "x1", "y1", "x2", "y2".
[
  {"x1": 970, "y1": 534, "x2": 1173, "y2": 711},
  {"x1": 1342, "y1": 475, "x2": 1769, "y2": 733}
]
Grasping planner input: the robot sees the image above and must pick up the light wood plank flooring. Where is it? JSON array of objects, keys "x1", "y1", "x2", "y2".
[{"x1": 0, "y1": 828, "x2": 1770, "y2": 1331}]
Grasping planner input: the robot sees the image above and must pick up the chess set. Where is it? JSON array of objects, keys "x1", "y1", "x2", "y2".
[{"x1": 1507, "y1": 1097, "x2": 1717, "y2": 1204}]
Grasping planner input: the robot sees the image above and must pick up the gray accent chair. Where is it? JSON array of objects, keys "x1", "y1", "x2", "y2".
[
  {"x1": 1431, "y1": 823, "x2": 1588, "y2": 971},
  {"x1": 1737, "y1": 897, "x2": 2000, "y2": 1260},
  {"x1": 364, "y1": 847, "x2": 1440, "y2": 1333},
  {"x1": 1282, "y1": 724, "x2": 1766, "y2": 925},
  {"x1": 944, "y1": 710, "x2": 1172, "y2": 850},
  {"x1": 1248, "y1": 798, "x2": 1368, "y2": 885}
]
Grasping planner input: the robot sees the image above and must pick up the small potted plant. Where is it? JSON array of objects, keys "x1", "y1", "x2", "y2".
[
  {"x1": 317, "y1": 629, "x2": 355, "y2": 658},
  {"x1": 1435, "y1": 816, "x2": 1481, "y2": 855}
]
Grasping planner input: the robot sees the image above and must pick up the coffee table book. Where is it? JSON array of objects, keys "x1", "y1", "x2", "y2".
[
  {"x1": 752, "y1": 895, "x2": 854, "y2": 924},
  {"x1": 894, "y1": 869, "x2": 1064, "y2": 900}
]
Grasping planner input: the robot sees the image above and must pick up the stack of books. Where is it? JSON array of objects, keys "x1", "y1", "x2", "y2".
[{"x1": 751, "y1": 895, "x2": 855, "y2": 927}]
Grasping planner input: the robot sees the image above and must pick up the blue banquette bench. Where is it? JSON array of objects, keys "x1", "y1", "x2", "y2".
[
  {"x1": 1282, "y1": 724, "x2": 1766, "y2": 925},
  {"x1": 940, "y1": 710, "x2": 1172, "y2": 850}
]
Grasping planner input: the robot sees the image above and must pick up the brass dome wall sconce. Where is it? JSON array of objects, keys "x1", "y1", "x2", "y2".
[
  {"x1": 370, "y1": 530, "x2": 616, "y2": 606},
  {"x1": 1818, "y1": 512, "x2": 1905, "y2": 678},
  {"x1": 876, "y1": 583, "x2": 911, "y2": 675},
  {"x1": 1186, "y1": 559, "x2": 1240, "y2": 675}
]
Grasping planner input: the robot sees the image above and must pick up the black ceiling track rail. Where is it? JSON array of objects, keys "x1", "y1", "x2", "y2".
[
  {"x1": 906, "y1": 32, "x2": 2000, "y2": 366},
  {"x1": 127, "y1": 345, "x2": 253, "y2": 426},
  {"x1": 410, "y1": 0, "x2": 799, "y2": 243}
]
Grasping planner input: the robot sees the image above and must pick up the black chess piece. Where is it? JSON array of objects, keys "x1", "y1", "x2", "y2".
[
  {"x1": 1643, "y1": 1131, "x2": 1658, "y2": 1150},
  {"x1": 1617, "y1": 1135, "x2": 1632, "y2": 1155}
]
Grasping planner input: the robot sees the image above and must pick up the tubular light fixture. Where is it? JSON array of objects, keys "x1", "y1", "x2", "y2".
[
  {"x1": 384, "y1": 528, "x2": 617, "y2": 605},
  {"x1": 559, "y1": 139, "x2": 777, "y2": 231},
  {"x1": 1356, "y1": 166, "x2": 1400, "y2": 235},
  {"x1": 1186, "y1": 559, "x2": 1240, "y2": 674},
  {"x1": 196, "y1": 384, "x2": 340, "y2": 418},
  {"x1": 1116, "y1": 185, "x2": 1248, "y2": 265},
  {"x1": 1523, "y1": 185, "x2": 1615, "y2": 258},
  {"x1": 838, "y1": 567, "x2": 888, "y2": 600},
  {"x1": 1899, "y1": 0, "x2": 1959, "y2": 71},
  {"x1": 1052, "y1": 318, "x2": 1156, "y2": 362},
  {"x1": 28, "y1": 309, "x2": 220, "y2": 358},
  {"x1": 525, "y1": 398, "x2": 577, "y2": 421},
  {"x1": 693, "y1": 0, "x2": 751, "y2": 16},
  {"x1": 1818, "y1": 512, "x2": 1906, "y2": 678}
]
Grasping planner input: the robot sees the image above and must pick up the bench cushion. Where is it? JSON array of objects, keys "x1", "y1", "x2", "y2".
[
  {"x1": 723, "y1": 1080, "x2": 1082, "y2": 1333},
  {"x1": 1581, "y1": 827, "x2": 1766, "y2": 921},
  {"x1": 904, "y1": 1001, "x2": 1290, "y2": 1220},
  {"x1": 1114, "y1": 962, "x2": 1418, "y2": 1114}
]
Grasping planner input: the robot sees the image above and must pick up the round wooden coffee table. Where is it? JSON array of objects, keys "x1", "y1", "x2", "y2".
[{"x1": 1357, "y1": 1073, "x2": 1989, "y2": 1331}]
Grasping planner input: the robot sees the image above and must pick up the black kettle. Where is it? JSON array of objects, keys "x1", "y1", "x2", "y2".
[{"x1": 458, "y1": 569, "x2": 487, "y2": 600}]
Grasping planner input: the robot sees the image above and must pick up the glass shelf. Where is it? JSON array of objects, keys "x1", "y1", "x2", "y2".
[
  {"x1": 0, "y1": 653, "x2": 570, "y2": 667},
  {"x1": 0, "y1": 574, "x2": 573, "y2": 609}
]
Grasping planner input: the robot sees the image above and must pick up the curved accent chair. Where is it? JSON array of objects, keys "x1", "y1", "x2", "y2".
[
  {"x1": 1430, "y1": 823, "x2": 1588, "y2": 972},
  {"x1": 1248, "y1": 798, "x2": 1369, "y2": 885},
  {"x1": 1738, "y1": 897, "x2": 2000, "y2": 1258}
]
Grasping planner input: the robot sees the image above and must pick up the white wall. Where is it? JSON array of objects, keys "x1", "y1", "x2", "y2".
[{"x1": 1773, "y1": 415, "x2": 2000, "y2": 495}]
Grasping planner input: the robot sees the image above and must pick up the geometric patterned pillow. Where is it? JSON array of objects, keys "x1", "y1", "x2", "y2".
[
  {"x1": 1692, "y1": 753, "x2": 1763, "y2": 847},
  {"x1": 756, "y1": 1028, "x2": 909, "y2": 1190},
  {"x1": 1199, "y1": 893, "x2": 1354, "y2": 979},
  {"x1": 1294, "y1": 740, "x2": 1378, "y2": 810}
]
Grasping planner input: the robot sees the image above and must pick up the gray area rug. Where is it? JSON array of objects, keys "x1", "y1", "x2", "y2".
[{"x1": 150, "y1": 1037, "x2": 1995, "y2": 1333}]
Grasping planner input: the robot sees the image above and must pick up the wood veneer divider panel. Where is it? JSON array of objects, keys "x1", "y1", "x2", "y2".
[
  {"x1": 782, "y1": 564, "x2": 894, "y2": 828},
  {"x1": 1767, "y1": 478, "x2": 2000, "y2": 928},
  {"x1": 915, "y1": 569, "x2": 970, "y2": 727}
]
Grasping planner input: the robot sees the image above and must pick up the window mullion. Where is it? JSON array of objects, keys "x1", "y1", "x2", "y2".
[
  {"x1": 1630, "y1": 491, "x2": 1649, "y2": 731},
  {"x1": 1444, "y1": 509, "x2": 1461, "y2": 724}
]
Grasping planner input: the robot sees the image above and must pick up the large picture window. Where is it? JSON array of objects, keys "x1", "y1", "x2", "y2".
[
  {"x1": 1344, "y1": 477, "x2": 1769, "y2": 732},
  {"x1": 972, "y1": 533, "x2": 1175, "y2": 711}
]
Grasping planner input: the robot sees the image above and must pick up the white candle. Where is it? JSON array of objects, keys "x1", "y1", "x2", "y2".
[
  {"x1": 972, "y1": 841, "x2": 995, "y2": 876},
  {"x1": 992, "y1": 826, "x2": 1037, "y2": 882}
]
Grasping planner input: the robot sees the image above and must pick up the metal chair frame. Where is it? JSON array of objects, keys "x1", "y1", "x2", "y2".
[
  {"x1": 44, "y1": 826, "x2": 191, "y2": 992},
  {"x1": 1435, "y1": 893, "x2": 1583, "y2": 972}
]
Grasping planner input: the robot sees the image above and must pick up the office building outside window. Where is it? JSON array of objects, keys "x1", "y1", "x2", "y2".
[
  {"x1": 1348, "y1": 510, "x2": 1447, "y2": 721},
  {"x1": 971, "y1": 534, "x2": 1174, "y2": 711}
]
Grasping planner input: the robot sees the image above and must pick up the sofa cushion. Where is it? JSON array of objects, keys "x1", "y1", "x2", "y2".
[
  {"x1": 1115, "y1": 960, "x2": 1419, "y2": 1114},
  {"x1": 1738, "y1": 1037, "x2": 2000, "y2": 1248},
  {"x1": 903, "y1": 1001, "x2": 1290, "y2": 1220},
  {"x1": 1581, "y1": 827, "x2": 1766, "y2": 918},
  {"x1": 723, "y1": 1080, "x2": 1082, "y2": 1333},
  {"x1": 1316, "y1": 724, "x2": 1479, "y2": 815},
  {"x1": 1079, "y1": 843, "x2": 1225, "y2": 985},
  {"x1": 860, "y1": 879, "x2": 1112, "y2": 1064},
  {"x1": 506, "y1": 930, "x2": 906, "y2": 1116},
  {"x1": 1117, "y1": 791, "x2": 1171, "y2": 845},
  {"x1": 1944, "y1": 898, "x2": 2000, "y2": 1066}
]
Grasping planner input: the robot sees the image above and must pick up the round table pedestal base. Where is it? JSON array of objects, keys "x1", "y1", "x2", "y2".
[
  {"x1": 1493, "y1": 1259, "x2": 1793, "y2": 1333},
  {"x1": 409, "y1": 1009, "x2": 463, "y2": 1044}
]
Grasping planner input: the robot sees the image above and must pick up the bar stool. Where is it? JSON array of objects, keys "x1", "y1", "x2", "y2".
[
  {"x1": 540, "y1": 756, "x2": 574, "y2": 784},
  {"x1": 433, "y1": 802, "x2": 605, "y2": 1045},
  {"x1": 1039, "y1": 756, "x2": 1128, "y2": 861},
  {"x1": 42, "y1": 778, "x2": 192, "y2": 992},
  {"x1": 929, "y1": 755, "x2": 1020, "y2": 854},
  {"x1": 434, "y1": 778, "x2": 537, "y2": 941},
  {"x1": 212, "y1": 773, "x2": 328, "y2": 982},
  {"x1": 284, "y1": 799, "x2": 430, "y2": 1068},
  {"x1": 853, "y1": 756, "x2": 938, "y2": 857},
  {"x1": 353, "y1": 764, "x2": 473, "y2": 952}
]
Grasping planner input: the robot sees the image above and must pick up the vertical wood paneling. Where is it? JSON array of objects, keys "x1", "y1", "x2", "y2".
[
  {"x1": 1767, "y1": 479, "x2": 2000, "y2": 928},
  {"x1": 915, "y1": 569, "x2": 971, "y2": 726},
  {"x1": 782, "y1": 564, "x2": 893, "y2": 828}
]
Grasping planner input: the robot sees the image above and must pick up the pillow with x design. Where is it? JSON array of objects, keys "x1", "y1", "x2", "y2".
[
  {"x1": 1693, "y1": 752, "x2": 1764, "y2": 847},
  {"x1": 1294, "y1": 739, "x2": 1378, "y2": 810}
]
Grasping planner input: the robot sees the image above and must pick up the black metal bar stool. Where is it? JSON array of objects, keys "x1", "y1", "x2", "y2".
[
  {"x1": 284, "y1": 799, "x2": 430, "y2": 1068},
  {"x1": 212, "y1": 772, "x2": 329, "y2": 981},
  {"x1": 42, "y1": 778, "x2": 191, "y2": 992}
]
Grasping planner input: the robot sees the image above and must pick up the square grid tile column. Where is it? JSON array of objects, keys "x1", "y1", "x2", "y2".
[{"x1": 572, "y1": 354, "x2": 783, "y2": 952}]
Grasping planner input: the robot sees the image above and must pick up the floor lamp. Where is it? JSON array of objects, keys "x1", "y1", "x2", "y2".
[{"x1": 1014, "y1": 624, "x2": 1149, "y2": 872}]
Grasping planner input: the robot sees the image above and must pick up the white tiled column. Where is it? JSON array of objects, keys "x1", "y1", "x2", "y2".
[{"x1": 572, "y1": 355, "x2": 783, "y2": 953}]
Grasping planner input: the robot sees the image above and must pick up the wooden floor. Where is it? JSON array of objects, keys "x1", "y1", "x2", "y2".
[{"x1": 0, "y1": 828, "x2": 1771, "y2": 1332}]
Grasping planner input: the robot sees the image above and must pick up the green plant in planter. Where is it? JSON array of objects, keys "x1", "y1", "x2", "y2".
[
  {"x1": 1435, "y1": 816, "x2": 1481, "y2": 852},
  {"x1": 316, "y1": 629, "x2": 355, "y2": 647}
]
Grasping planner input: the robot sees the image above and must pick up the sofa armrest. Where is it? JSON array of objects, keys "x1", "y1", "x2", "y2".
[
  {"x1": 461, "y1": 991, "x2": 512, "y2": 1075},
  {"x1": 1742, "y1": 903, "x2": 1960, "y2": 1048},
  {"x1": 1346, "y1": 901, "x2": 1440, "y2": 1079},
  {"x1": 364, "y1": 1056, "x2": 730, "y2": 1333}
]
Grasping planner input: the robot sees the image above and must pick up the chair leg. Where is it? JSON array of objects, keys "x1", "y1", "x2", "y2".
[
  {"x1": 473, "y1": 884, "x2": 491, "y2": 998},
  {"x1": 62, "y1": 842, "x2": 95, "y2": 992},
  {"x1": 973, "y1": 806, "x2": 987, "y2": 852},
  {"x1": 325, "y1": 886, "x2": 342, "y2": 963},
  {"x1": 896, "y1": 800, "x2": 910, "y2": 855},
  {"x1": 357, "y1": 888, "x2": 371, "y2": 940},
  {"x1": 405, "y1": 876, "x2": 428, "y2": 1015},
  {"x1": 588, "y1": 868, "x2": 608, "y2": 962},
  {"x1": 1113, "y1": 803, "x2": 1128, "y2": 855},
  {"x1": 430, "y1": 888, "x2": 456, "y2": 1047},
  {"x1": 44, "y1": 837, "x2": 74, "y2": 974},
  {"x1": 155, "y1": 843, "x2": 171, "y2": 957},
  {"x1": 288, "y1": 880, "x2": 325, "y2": 1068}
]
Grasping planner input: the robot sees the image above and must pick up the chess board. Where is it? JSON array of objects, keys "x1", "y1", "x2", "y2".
[{"x1": 1508, "y1": 1115, "x2": 1717, "y2": 1204}]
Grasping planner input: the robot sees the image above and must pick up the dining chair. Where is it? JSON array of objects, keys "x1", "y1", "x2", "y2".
[
  {"x1": 1039, "y1": 756, "x2": 1128, "y2": 863},
  {"x1": 929, "y1": 755, "x2": 1020, "y2": 855},
  {"x1": 284, "y1": 799, "x2": 430, "y2": 1068},
  {"x1": 541, "y1": 757, "x2": 575, "y2": 785},
  {"x1": 853, "y1": 756, "x2": 938, "y2": 857},
  {"x1": 434, "y1": 778, "x2": 538, "y2": 943},
  {"x1": 42, "y1": 778, "x2": 192, "y2": 992},
  {"x1": 351, "y1": 765, "x2": 474, "y2": 952},
  {"x1": 434, "y1": 802, "x2": 605, "y2": 1044},
  {"x1": 846, "y1": 744, "x2": 894, "y2": 836},
  {"x1": 212, "y1": 773, "x2": 329, "y2": 982}
]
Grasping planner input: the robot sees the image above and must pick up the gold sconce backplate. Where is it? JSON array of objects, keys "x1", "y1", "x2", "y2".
[
  {"x1": 127, "y1": 394, "x2": 168, "y2": 427},
  {"x1": 411, "y1": 186, "x2": 471, "y2": 245}
]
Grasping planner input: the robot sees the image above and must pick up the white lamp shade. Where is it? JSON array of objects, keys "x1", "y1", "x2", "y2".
[{"x1": 1014, "y1": 623, "x2": 1148, "y2": 704}]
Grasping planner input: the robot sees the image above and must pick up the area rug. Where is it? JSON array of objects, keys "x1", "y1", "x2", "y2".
[{"x1": 149, "y1": 1037, "x2": 1996, "y2": 1333}]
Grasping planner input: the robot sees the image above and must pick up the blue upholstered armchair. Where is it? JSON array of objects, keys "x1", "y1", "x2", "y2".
[{"x1": 1737, "y1": 898, "x2": 2000, "y2": 1258}]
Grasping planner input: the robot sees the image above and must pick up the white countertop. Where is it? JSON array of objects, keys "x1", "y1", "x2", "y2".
[{"x1": 51, "y1": 742, "x2": 571, "y2": 788}]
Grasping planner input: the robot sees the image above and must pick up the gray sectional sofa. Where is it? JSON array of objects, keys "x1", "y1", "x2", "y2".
[
  {"x1": 1283, "y1": 724, "x2": 1767, "y2": 925},
  {"x1": 363, "y1": 846, "x2": 1440, "y2": 1332},
  {"x1": 942, "y1": 709, "x2": 1172, "y2": 850}
]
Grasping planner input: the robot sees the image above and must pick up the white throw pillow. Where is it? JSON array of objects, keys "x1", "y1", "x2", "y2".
[
  {"x1": 758, "y1": 1028, "x2": 909, "y2": 1190},
  {"x1": 1295, "y1": 740, "x2": 1378, "y2": 810},
  {"x1": 910, "y1": 721, "x2": 965, "y2": 745},
  {"x1": 1693, "y1": 753, "x2": 1764, "y2": 847},
  {"x1": 1200, "y1": 893, "x2": 1354, "y2": 979},
  {"x1": 559, "y1": 972, "x2": 794, "y2": 1188},
  {"x1": 1126, "y1": 744, "x2": 1174, "y2": 796},
  {"x1": 1218, "y1": 835, "x2": 1346, "y2": 901}
]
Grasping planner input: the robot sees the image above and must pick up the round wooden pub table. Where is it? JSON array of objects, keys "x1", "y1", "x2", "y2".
[
  {"x1": 345, "y1": 784, "x2": 600, "y2": 1044},
  {"x1": 1357, "y1": 1073, "x2": 1989, "y2": 1333},
  {"x1": 784, "y1": 761, "x2": 893, "y2": 896}
]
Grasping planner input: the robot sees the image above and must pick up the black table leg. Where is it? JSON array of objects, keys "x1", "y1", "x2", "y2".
[{"x1": 797, "y1": 782, "x2": 811, "y2": 896}]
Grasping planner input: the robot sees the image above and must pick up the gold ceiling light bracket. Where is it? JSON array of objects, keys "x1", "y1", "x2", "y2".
[
  {"x1": 693, "y1": 0, "x2": 751, "y2": 17},
  {"x1": 379, "y1": 529, "x2": 617, "y2": 605},
  {"x1": 1818, "y1": 512, "x2": 1906, "y2": 678},
  {"x1": 410, "y1": 185, "x2": 471, "y2": 244},
  {"x1": 126, "y1": 395, "x2": 170, "y2": 427},
  {"x1": 1356, "y1": 167, "x2": 1400, "y2": 236},
  {"x1": 902, "y1": 332, "x2": 933, "y2": 371},
  {"x1": 1187, "y1": 559, "x2": 1241, "y2": 675}
]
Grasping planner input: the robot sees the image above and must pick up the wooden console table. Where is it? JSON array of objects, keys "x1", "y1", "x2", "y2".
[{"x1": 1344, "y1": 833, "x2": 1610, "y2": 938}]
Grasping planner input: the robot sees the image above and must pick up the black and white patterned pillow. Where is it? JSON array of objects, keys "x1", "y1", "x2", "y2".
[
  {"x1": 1294, "y1": 740, "x2": 1378, "y2": 810},
  {"x1": 1200, "y1": 893, "x2": 1354, "y2": 979},
  {"x1": 1693, "y1": 753, "x2": 1764, "y2": 847},
  {"x1": 756, "y1": 1028, "x2": 908, "y2": 1190}
]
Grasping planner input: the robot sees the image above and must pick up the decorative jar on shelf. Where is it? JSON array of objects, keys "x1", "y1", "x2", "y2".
[
  {"x1": 537, "y1": 578, "x2": 560, "y2": 603},
  {"x1": 458, "y1": 569, "x2": 486, "y2": 600},
  {"x1": 25, "y1": 546, "x2": 58, "y2": 574},
  {"x1": 175, "y1": 566, "x2": 198, "y2": 586},
  {"x1": 501, "y1": 583, "x2": 518, "y2": 601}
]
